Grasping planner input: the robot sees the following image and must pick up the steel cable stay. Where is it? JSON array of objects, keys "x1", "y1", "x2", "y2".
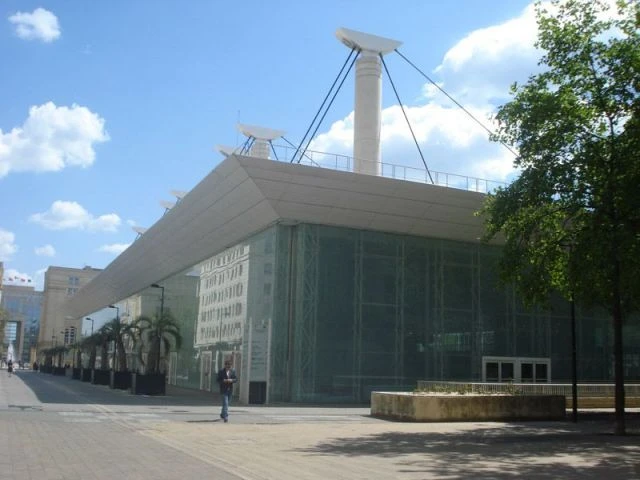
[
  {"x1": 282, "y1": 136, "x2": 321, "y2": 167},
  {"x1": 380, "y1": 54, "x2": 434, "y2": 184},
  {"x1": 291, "y1": 48, "x2": 358, "y2": 164},
  {"x1": 269, "y1": 140, "x2": 279, "y2": 161},
  {"x1": 296, "y1": 51, "x2": 358, "y2": 164},
  {"x1": 238, "y1": 135, "x2": 254, "y2": 155},
  {"x1": 394, "y1": 48, "x2": 518, "y2": 158}
]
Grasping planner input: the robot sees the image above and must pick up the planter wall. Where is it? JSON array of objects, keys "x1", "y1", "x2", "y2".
[
  {"x1": 371, "y1": 392, "x2": 566, "y2": 422},
  {"x1": 72, "y1": 368, "x2": 82, "y2": 380},
  {"x1": 91, "y1": 369, "x2": 111, "y2": 385},
  {"x1": 131, "y1": 373, "x2": 166, "y2": 395},
  {"x1": 52, "y1": 367, "x2": 66, "y2": 376},
  {"x1": 110, "y1": 371, "x2": 132, "y2": 390}
]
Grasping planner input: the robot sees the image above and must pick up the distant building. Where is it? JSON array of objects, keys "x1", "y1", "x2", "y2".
[
  {"x1": 1, "y1": 284, "x2": 43, "y2": 364},
  {"x1": 38, "y1": 266, "x2": 101, "y2": 351}
]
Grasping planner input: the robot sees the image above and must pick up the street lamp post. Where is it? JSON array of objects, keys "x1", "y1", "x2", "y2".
[
  {"x1": 60, "y1": 331, "x2": 66, "y2": 367},
  {"x1": 108, "y1": 305, "x2": 120, "y2": 371},
  {"x1": 150, "y1": 284, "x2": 165, "y2": 374},
  {"x1": 151, "y1": 284, "x2": 165, "y2": 320},
  {"x1": 84, "y1": 317, "x2": 94, "y2": 336},
  {"x1": 51, "y1": 334, "x2": 57, "y2": 367}
]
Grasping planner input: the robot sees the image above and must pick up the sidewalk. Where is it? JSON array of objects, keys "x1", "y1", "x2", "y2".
[{"x1": 1, "y1": 369, "x2": 639, "y2": 479}]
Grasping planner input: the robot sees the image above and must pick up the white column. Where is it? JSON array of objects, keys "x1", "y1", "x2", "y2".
[{"x1": 353, "y1": 50, "x2": 382, "y2": 176}]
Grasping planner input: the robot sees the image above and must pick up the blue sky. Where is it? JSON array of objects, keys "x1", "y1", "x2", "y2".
[{"x1": 1, "y1": 0, "x2": 541, "y2": 290}]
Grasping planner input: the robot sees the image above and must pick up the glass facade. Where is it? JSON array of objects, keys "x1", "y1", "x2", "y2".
[
  {"x1": 1, "y1": 287, "x2": 42, "y2": 365},
  {"x1": 94, "y1": 223, "x2": 640, "y2": 404}
]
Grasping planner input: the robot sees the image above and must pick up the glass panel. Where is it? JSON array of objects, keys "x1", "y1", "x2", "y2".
[
  {"x1": 521, "y1": 363, "x2": 533, "y2": 382},
  {"x1": 486, "y1": 362, "x2": 499, "y2": 382},
  {"x1": 501, "y1": 362, "x2": 514, "y2": 382},
  {"x1": 535, "y1": 363, "x2": 548, "y2": 382}
]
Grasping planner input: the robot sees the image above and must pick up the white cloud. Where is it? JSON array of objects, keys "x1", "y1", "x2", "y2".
[
  {"x1": 0, "y1": 228, "x2": 18, "y2": 260},
  {"x1": 0, "y1": 102, "x2": 109, "y2": 178},
  {"x1": 98, "y1": 243, "x2": 131, "y2": 255},
  {"x1": 29, "y1": 201, "x2": 121, "y2": 232},
  {"x1": 34, "y1": 244, "x2": 56, "y2": 257},
  {"x1": 2, "y1": 268, "x2": 32, "y2": 285},
  {"x1": 8, "y1": 8, "x2": 60, "y2": 43}
]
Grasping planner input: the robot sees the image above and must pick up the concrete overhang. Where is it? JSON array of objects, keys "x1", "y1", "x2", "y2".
[{"x1": 65, "y1": 154, "x2": 491, "y2": 318}]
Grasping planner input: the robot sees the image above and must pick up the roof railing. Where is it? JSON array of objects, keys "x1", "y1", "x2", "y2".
[{"x1": 264, "y1": 144, "x2": 506, "y2": 194}]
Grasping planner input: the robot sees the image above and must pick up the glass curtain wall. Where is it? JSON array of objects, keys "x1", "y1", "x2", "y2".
[
  {"x1": 90, "y1": 222, "x2": 639, "y2": 404},
  {"x1": 271, "y1": 223, "x2": 638, "y2": 404}
]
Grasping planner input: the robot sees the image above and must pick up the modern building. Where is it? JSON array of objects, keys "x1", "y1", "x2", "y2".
[
  {"x1": 38, "y1": 266, "x2": 102, "y2": 351},
  {"x1": 0, "y1": 284, "x2": 42, "y2": 364},
  {"x1": 63, "y1": 28, "x2": 639, "y2": 404}
]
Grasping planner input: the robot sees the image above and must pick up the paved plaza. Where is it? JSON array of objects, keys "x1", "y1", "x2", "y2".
[{"x1": 0, "y1": 369, "x2": 639, "y2": 479}]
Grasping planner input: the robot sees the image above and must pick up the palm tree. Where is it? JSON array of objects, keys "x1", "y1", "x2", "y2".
[
  {"x1": 131, "y1": 312, "x2": 182, "y2": 374},
  {"x1": 0, "y1": 307, "x2": 7, "y2": 360},
  {"x1": 40, "y1": 347, "x2": 53, "y2": 369},
  {"x1": 101, "y1": 317, "x2": 135, "y2": 371},
  {"x1": 80, "y1": 332, "x2": 102, "y2": 369},
  {"x1": 95, "y1": 325, "x2": 111, "y2": 370},
  {"x1": 49, "y1": 345, "x2": 68, "y2": 367},
  {"x1": 69, "y1": 341, "x2": 83, "y2": 368}
]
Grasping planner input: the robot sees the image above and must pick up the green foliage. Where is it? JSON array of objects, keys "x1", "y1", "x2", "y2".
[
  {"x1": 414, "y1": 383, "x2": 523, "y2": 395},
  {"x1": 0, "y1": 307, "x2": 7, "y2": 358},
  {"x1": 101, "y1": 317, "x2": 135, "y2": 371},
  {"x1": 80, "y1": 332, "x2": 103, "y2": 369},
  {"x1": 131, "y1": 312, "x2": 182, "y2": 374},
  {"x1": 480, "y1": 0, "x2": 639, "y2": 434},
  {"x1": 415, "y1": 384, "x2": 474, "y2": 395},
  {"x1": 94, "y1": 325, "x2": 111, "y2": 370}
]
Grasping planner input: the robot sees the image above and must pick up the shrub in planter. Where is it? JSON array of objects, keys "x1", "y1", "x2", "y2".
[{"x1": 129, "y1": 312, "x2": 182, "y2": 396}]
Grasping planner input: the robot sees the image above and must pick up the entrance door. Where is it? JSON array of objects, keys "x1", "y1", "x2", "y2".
[
  {"x1": 483, "y1": 356, "x2": 551, "y2": 382},
  {"x1": 200, "y1": 351, "x2": 212, "y2": 391}
]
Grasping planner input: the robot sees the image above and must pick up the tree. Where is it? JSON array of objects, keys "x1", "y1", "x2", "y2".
[
  {"x1": 80, "y1": 333, "x2": 101, "y2": 369},
  {"x1": 101, "y1": 317, "x2": 135, "y2": 372},
  {"x1": 0, "y1": 307, "x2": 7, "y2": 360},
  {"x1": 69, "y1": 341, "x2": 83, "y2": 368},
  {"x1": 480, "y1": 0, "x2": 640, "y2": 435},
  {"x1": 95, "y1": 325, "x2": 111, "y2": 370},
  {"x1": 131, "y1": 312, "x2": 182, "y2": 374}
]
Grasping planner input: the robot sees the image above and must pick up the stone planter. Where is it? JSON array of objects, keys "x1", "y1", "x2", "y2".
[
  {"x1": 131, "y1": 372, "x2": 166, "y2": 395},
  {"x1": 110, "y1": 371, "x2": 132, "y2": 390},
  {"x1": 81, "y1": 368, "x2": 92, "y2": 382},
  {"x1": 52, "y1": 367, "x2": 66, "y2": 376},
  {"x1": 371, "y1": 392, "x2": 566, "y2": 422},
  {"x1": 72, "y1": 368, "x2": 82, "y2": 380},
  {"x1": 91, "y1": 369, "x2": 111, "y2": 385}
]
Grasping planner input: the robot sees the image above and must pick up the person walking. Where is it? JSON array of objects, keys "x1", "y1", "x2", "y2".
[
  {"x1": 7, "y1": 359, "x2": 13, "y2": 377},
  {"x1": 216, "y1": 359, "x2": 237, "y2": 423}
]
